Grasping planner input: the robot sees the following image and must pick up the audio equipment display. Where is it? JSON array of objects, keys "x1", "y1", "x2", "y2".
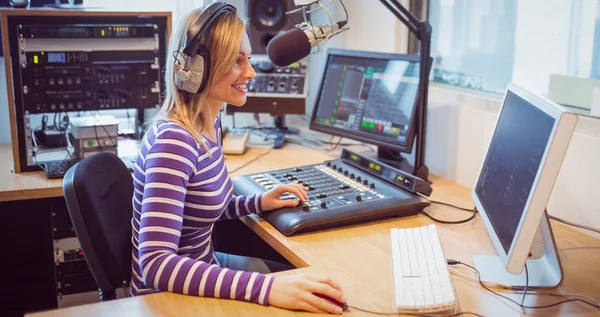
[
  {"x1": 232, "y1": 149, "x2": 430, "y2": 236},
  {"x1": 21, "y1": 40, "x2": 161, "y2": 113},
  {"x1": 248, "y1": 59, "x2": 307, "y2": 95},
  {"x1": 226, "y1": 55, "x2": 307, "y2": 116},
  {"x1": 4, "y1": 14, "x2": 168, "y2": 172}
]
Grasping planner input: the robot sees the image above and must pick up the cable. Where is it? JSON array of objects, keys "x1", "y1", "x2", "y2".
[
  {"x1": 421, "y1": 207, "x2": 477, "y2": 225},
  {"x1": 521, "y1": 264, "x2": 528, "y2": 311},
  {"x1": 560, "y1": 246, "x2": 600, "y2": 252},
  {"x1": 549, "y1": 215, "x2": 600, "y2": 235},
  {"x1": 429, "y1": 200, "x2": 475, "y2": 212},
  {"x1": 448, "y1": 267, "x2": 600, "y2": 307},
  {"x1": 228, "y1": 147, "x2": 274, "y2": 174},
  {"x1": 450, "y1": 261, "x2": 600, "y2": 311},
  {"x1": 347, "y1": 305, "x2": 484, "y2": 317}
]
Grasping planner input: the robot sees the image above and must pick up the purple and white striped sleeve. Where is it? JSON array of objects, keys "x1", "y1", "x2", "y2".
[
  {"x1": 222, "y1": 193, "x2": 264, "y2": 219},
  {"x1": 138, "y1": 129, "x2": 274, "y2": 304}
]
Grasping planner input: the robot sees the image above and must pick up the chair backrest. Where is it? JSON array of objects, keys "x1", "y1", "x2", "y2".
[{"x1": 62, "y1": 152, "x2": 133, "y2": 295}]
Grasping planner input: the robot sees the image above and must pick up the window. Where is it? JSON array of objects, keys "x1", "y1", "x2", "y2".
[{"x1": 429, "y1": 0, "x2": 600, "y2": 99}]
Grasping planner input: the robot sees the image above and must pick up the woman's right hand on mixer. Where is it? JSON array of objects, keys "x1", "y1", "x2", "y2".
[
  {"x1": 268, "y1": 273, "x2": 346, "y2": 314},
  {"x1": 261, "y1": 182, "x2": 309, "y2": 211}
]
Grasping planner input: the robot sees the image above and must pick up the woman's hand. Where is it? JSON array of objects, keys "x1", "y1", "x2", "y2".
[
  {"x1": 268, "y1": 273, "x2": 346, "y2": 314},
  {"x1": 261, "y1": 183, "x2": 309, "y2": 212}
]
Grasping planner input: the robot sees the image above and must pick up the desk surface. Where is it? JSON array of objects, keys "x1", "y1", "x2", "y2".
[{"x1": 7, "y1": 137, "x2": 600, "y2": 316}]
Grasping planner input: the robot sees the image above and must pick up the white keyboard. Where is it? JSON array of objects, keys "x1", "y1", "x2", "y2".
[{"x1": 390, "y1": 225, "x2": 458, "y2": 313}]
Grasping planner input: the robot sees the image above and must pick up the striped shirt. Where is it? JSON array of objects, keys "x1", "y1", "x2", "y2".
[{"x1": 130, "y1": 119, "x2": 273, "y2": 305}]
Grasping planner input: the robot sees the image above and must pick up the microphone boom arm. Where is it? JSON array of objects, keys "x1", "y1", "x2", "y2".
[{"x1": 379, "y1": 0, "x2": 432, "y2": 182}]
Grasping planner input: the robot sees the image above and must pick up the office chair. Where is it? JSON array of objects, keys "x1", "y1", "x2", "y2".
[{"x1": 62, "y1": 152, "x2": 134, "y2": 301}]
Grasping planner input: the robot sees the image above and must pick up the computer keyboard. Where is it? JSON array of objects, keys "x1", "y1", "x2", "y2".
[
  {"x1": 45, "y1": 156, "x2": 135, "y2": 179},
  {"x1": 390, "y1": 225, "x2": 458, "y2": 313}
]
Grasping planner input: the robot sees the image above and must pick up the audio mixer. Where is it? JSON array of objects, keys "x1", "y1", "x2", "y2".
[{"x1": 232, "y1": 149, "x2": 432, "y2": 236}]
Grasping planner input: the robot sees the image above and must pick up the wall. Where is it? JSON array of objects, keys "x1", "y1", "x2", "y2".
[{"x1": 426, "y1": 85, "x2": 600, "y2": 236}]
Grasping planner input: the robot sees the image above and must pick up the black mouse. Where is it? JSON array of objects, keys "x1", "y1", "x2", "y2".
[{"x1": 315, "y1": 293, "x2": 348, "y2": 311}]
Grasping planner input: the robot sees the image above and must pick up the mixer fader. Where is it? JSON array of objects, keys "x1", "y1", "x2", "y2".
[{"x1": 232, "y1": 149, "x2": 432, "y2": 236}]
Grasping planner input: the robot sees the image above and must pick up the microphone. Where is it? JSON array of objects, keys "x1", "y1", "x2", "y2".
[
  {"x1": 267, "y1": 21, "x2": 346, "y2": 67},
  {"x1": 266, "y1": 0, "x2": 349, "y2": 66}
]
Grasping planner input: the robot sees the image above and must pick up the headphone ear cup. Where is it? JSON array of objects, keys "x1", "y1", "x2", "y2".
[
  {"x1": 175, "y1": 54, "x2": 206, "y2": 94},
  {"x1": 195, "y1": 48, "x2": 211, "y2": 93}
]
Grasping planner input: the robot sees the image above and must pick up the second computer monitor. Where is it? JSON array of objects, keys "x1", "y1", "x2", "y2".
[
  {"x1": 472, "y1": 83, "x2": 577, "y2": 287},
  {"x1": 309, "y1": 49, "x2": 422, "y2": 154}
]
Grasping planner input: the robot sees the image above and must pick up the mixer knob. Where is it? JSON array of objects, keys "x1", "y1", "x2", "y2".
[
  {"x1": 363, "y1": 180, "x2": 368, "y2": 185},
  {"x1": 337, "y1": 167, "x2": 343, "y2": 173},
  {"x1": 343, "y1": 170, "x2": 349, "y2": 176},
  {"x1": 320, "y1": 202, "x2": 328, "y2": 208},
  {"x1": 332, "y1": 164, "x2": 337, "y2": 169},
  {"x1": 356, "y1": 176, "x2": 362, "y2": 182},
  {"x1": 301, "y1": 203, "x2": 309, "y2": 211},
  {"x1": 294, "y1": 167, "x2": 303, "y2": 172},
  {"x1": 326, "y1": 162, "x2": 331, "y2": 167},
  {"x1": 356, "y1": 195, "x2": 363, "y2": 202},
  {"x1": 370, "y1": 183, "x2": 376, "y2": 189},
  {"x1": 350, "y1": 173, "x2": 355, "y2": 179}
]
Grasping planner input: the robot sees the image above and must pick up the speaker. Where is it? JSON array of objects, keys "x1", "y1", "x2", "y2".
[{"x1": 246, "y1": 0, "x2": 301, "y2": 54}]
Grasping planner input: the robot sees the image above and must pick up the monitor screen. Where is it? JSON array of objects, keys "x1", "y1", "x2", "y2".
[
  {"x1": 474, "y1": 91, "x2": 555, "y2": 253},
  {"x1": 310, "y1": 49, "x2": 422, "y2": 151}
]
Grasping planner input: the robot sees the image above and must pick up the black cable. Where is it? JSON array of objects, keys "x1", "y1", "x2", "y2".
[
  {"x1": 228, "y1": 147, "x2": 274, "y2": 174},
  {"x1": 89, "y1": 110, "x2": 117, "y2": 147},
  {"x1": 348, "y1": 305, "x2": 484, "y2": 317},
  {"x1": 421, "y1": 207, "x2": 477, "y2": 225},
  {"x1": 339, "y1": 0, "x2": 349, "y2": 23},
  {"x1": 429, "y1": 200, "x2": 475, "y2": 212},
  {"x1": 452, "y1": 261, "x2": 600, "y2": 311}
]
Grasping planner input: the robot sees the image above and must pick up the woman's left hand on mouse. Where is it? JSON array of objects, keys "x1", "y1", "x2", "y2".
[{"x1": 261, "y1": 182, "x2": 309, "y2": 211}]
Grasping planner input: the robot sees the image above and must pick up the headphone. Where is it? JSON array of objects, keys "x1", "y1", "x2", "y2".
[{"x1": 175, "y1": 2, "x2": 237, "y2": 94}]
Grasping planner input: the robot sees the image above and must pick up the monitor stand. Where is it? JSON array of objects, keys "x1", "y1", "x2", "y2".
[
  {"x1": 473, "y1": 210, "x2": 563, "y2": 288},
  {"x1": 270, "y1": 115, "x2": 299, "y2": 149},
  {"x1": 376, "y1": 146, "x2": 429, "y2": 181}
]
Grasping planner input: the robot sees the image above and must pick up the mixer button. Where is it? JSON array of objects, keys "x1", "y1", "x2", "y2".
[
  {"x1": 339, "y1": 185, "x2": 350, "y2": 190},
  {"x1": 320, "y1": 202, "x2": 328, "y2": 208},
  {"x1": 308, "y1": 186, "x2": 316, "y2": 191},
  {"x1": 294, "y1": 167, "x2": 303, "y2": 172},
  {"x1": 316, "y1": 193, "x2": 327, "y2": 199}
]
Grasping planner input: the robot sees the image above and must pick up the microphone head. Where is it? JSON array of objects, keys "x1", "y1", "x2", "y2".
[{"x1": 267, "y1": 28, "x2": 311, "y2": 67}]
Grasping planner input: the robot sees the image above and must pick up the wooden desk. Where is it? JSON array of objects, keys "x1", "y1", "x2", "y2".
[{"x1": 21, "y1": 142, "x2": 600, "y2": 316}]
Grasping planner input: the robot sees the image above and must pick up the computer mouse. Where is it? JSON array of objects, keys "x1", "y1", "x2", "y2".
[{"x1": 314, "y1": 293, "x2": 348, "y2": 311}]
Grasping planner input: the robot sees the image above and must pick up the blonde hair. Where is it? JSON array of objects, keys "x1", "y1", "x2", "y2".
[{"x1": 153, "y1": 6, "x2": 245, "y2": 151}]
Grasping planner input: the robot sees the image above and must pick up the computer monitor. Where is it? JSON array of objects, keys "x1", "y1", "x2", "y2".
[
  {"x1": 309, "y1": 49, "x2": 425, "y2": 172},
  {"x1": 472, "y1": 83, "x2": 577, "y2": 288}
]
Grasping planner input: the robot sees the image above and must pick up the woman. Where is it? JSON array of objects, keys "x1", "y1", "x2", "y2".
[{"x1": 130, "y1": 4, "x2": 346, "y2": 315}]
